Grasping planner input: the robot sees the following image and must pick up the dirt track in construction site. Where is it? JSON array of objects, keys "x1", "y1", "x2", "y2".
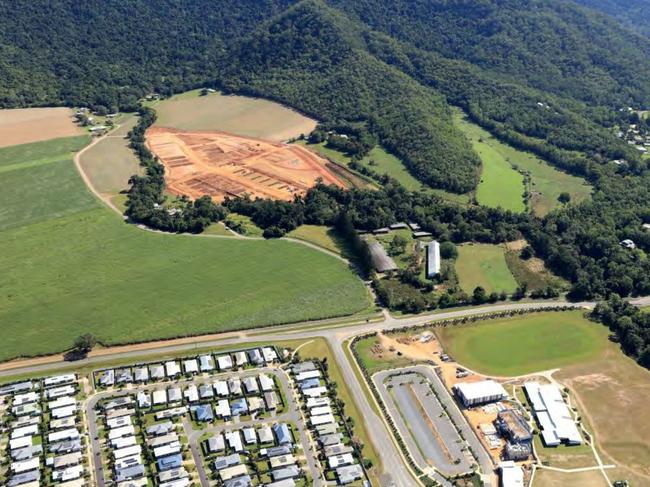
[{"x1": 146, "y1": 126, "x2": 347, "y2": 202}]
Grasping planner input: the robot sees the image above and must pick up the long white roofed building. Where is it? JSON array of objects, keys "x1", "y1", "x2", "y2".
[{"x1": 523, "y1": 381, "x2": 582, "y2": 446}]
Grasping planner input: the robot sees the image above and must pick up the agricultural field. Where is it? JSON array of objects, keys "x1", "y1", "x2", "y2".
[
  {"x1": 556, "y1": 336, "x2": 650, "y2": 486},
  {"x1": 454, "y1": 110, "x2": 591, "y2": 216},
  {"x1": 0, "y1": 136, "x2": 93, "y2": 231},
  {"x1": 436, "y1": 311, "x2": 608, "y2": 376},
  {"x1": 146, "y1": 126, "x2": 345, "y2": 202},
  {"x1": 456, "y1": 243, "x2": 518, "y2": 294},
  {"x1": 149, "y1": 90, "x2": 317, "y2": 141},
  {"x1": 0, "y1": 107, "x2": 82, "y2": 148},
  {"x1": 78, "y1": 118, "x2": 142, "y2": 197},
  {"x1": 0, "y1": 136, "x2": 369, "y2": 362}
]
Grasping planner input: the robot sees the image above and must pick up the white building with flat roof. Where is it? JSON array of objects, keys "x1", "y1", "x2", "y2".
[
  {"x1": 454, "y1": 380, "x2": 507, "y2": 407},
  {"x1": 499, "y1": 461, "x2": 524, "y2": 487},
  {"x1": 426, "y1": 240, "x2": 441, "y2": 278},
  {"x1": 524, "y1": 382, "x2": 582, "y2": 446}
]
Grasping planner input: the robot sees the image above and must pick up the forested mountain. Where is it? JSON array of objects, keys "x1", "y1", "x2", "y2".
[
  {"x1": 2, "y1": 0, "x2": 650, "y2": 304},
  {"x1": 330, "y1": 0, "x2": 650, "y2": 107},
  {"x1": 575, "y1": 0, "x2": 650, "y2": 36}
]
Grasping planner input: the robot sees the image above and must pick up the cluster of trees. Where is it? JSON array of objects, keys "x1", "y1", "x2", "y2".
[
  {"x1": 591, "y1": 296, "x2": 650, "y2": 369},
  {"x1": 124, "y1": 107, "x2": 227, "y2": 233},
  {"x1": 308, "y1": 122, "x2": 376, "y2": 160}
]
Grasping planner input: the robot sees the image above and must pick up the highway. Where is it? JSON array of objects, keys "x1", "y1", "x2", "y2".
[{"x1": 4, "y1": 296, "x2": 650, "y2": 487}]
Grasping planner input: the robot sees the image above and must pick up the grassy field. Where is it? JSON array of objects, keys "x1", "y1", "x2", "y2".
[
  {"x1": 533, "y1": 469, "x2": 608, "y2": 487},
  {"x1": 354, "y1": 335, "x2": 418, "y2": 375},
  {"x1": 224, "y1": 213, "x2": 264, "y2": 237},
  {"x1": 0, "y1": 137, "x2": 369, "y2": 361},
  {"x1": 503, "y1": 241, "x2": 568, "y2": 292},
  {"x1": 148, "y1": 90, "x2": 317, "y2": 141},
  {"x1": 456, "y1": 243, "x2": 518, "y2": 294},
  {"x1": 298, "y1": 140, "x2": 471, "y2": 204},
  {"x1": 79, "y1": 124, "x2": 142, "y2": 196},
  {"x1": 454, "y1": 110, "x2": 591, "y2": 216},
  {"x1": 436, "y1": 311, "x2": 608, "y2": 376},
  {"x1": 287, "y1": 225, "x2": 345, "y2": 255},
  {"x1": 556, "y1": 337, "x2": 650, "y2": 485}
]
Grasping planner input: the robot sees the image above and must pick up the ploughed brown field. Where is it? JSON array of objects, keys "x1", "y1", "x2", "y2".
[
  {"x1": 0, "y1": 107, "x2": 82, "y2": 148},
  {"x1": 145, "y1": 126, "x2": 347, "y2": 202}
]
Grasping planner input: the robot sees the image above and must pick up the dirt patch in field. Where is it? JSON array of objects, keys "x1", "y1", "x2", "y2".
[
  {"x1": 146, "y1": 127, "x2": 347, "y2": 202},
  {"x1": 0, "y1": 108, "x2": 82, "y2": 148}
]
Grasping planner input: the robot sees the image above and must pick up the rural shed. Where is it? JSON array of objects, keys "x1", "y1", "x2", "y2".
[
  {"x1": 426, "y1": 240, "x2": 441, "y2": 278},
  {"x1": 454, "y1": 380, "x2": 507, "y2": 408},
  {"x1": 368, "y1": 242, "x2": 398, "y2": 273}
]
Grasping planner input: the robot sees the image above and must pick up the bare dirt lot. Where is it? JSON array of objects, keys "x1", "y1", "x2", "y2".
[
  {"x1": 146, "y1": 127, "x2": 347, "y2": 202},
  {"x1": 0, "y1": 107, "x2": 82, "y2": 148}
]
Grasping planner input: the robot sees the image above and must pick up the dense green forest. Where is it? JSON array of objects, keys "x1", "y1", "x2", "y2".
[
  {"x1": 2, "y1": 0, "x2": 650, "y2": 305},
  {"x1": 575, "y1": 0, "x2": 650, "y2": 37}
]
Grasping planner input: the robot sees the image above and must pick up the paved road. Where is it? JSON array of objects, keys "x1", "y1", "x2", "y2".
[{"x1": 8, "y1": 297, "x2": 650, "y2": 487}]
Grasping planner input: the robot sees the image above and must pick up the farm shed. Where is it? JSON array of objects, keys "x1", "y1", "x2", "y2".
[
  {"x1": 426, "y1": 240, "x2": 441, "y2": 278},
  {"x1": 368, "y1": 241, "x2": 398, "y2": 273}
]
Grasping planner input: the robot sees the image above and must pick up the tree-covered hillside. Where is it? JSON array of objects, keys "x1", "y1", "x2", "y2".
[
  {"x1": 331, "y1": 0, "x2": 650, "y2": 107},
  {"x1": 1, "y1": 0, "x2": 650, "y2": 303},
  {"x1": 575, "y1": 0, "x2": 650, "y2": 36}
]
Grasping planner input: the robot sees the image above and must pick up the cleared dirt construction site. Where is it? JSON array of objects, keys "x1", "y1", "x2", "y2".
[
  {"x1": 0, "y1": 107, "x2": 82, "y2": 148},
  {"x1": 146, "y1": 126, "x2": 347, "y2": 201}
]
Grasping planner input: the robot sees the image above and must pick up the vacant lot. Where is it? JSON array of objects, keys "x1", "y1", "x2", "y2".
[
  {"x1": 79, "y1": 123, "x2": 142, "y2": 196},
  {"x1": 0, "y1": 137, "x2": 369, "y2": 361},
  {"x1": 456, "y1": 243, "x2": 518, "y2": 294},
  {"x1": 436, "y1": 311, "x2": 608, "y2": 376},
  {"x1": 0, "y1": 107, "x2": 82, "y2": 148},
  {"x1": 556, "y1": 339, "x2": 650, "y2": 486},
  {"x1": 151, "y1": 90, "x2": 317, "y2": 141},
  {"x1": 454, "y1": 110, "x2": 591, "y2": 216},
  {"x1": 146, "y1": 127, "x2": 345, "y2": 202}
]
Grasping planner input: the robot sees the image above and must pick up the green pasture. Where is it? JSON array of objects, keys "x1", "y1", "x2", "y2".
[
  {"x1": 456, "y1": 243, "x2": 518, "y2": 294},
  {"x1": 436, "y1": 310, "x2": 608, "y2": 376},
  {"x1": 454, "y1": 110, "x2": 590, "y2": 215}
]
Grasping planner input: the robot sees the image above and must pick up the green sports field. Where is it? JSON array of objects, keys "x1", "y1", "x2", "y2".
[
  {"x1": 436, "y1": 310, "x2": 608, "y2": 376},
  {"x1": 454, "y1": 110, "x2": 591, "y2": 216},
  {"x1": 456, "y1": 243, "x2": 518, "y2": 294},
  {"x1": 0, "y1": 137, "x2": 369, "y2": 361}
]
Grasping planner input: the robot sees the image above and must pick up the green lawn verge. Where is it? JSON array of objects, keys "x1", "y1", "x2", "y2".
[
  {"x1": 436, "y1": 310, "x2": 608, "y2": 376},
  {"x1": 456, "y1": 243, "x2": 518, "y2": 294}
]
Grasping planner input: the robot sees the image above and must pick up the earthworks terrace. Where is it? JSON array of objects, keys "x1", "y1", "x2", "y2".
[{"x1": 146, "y1": 127, "x2": 346, "y2": 202}]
